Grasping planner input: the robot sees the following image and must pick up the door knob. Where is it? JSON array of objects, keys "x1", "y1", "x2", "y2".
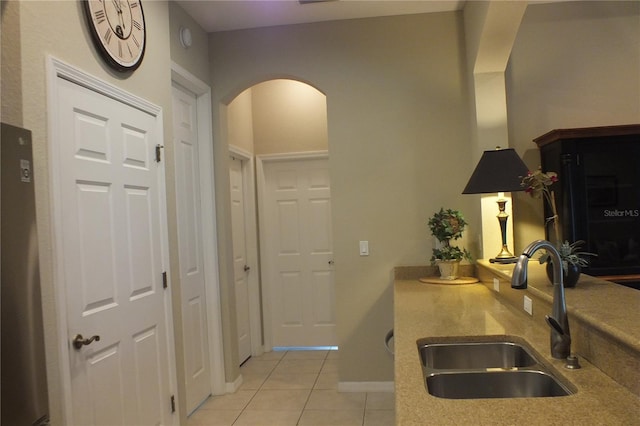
[
  {"x1": 73, "y1": 334, "x2": 100, "y2": 350},
  {"x1": 244, "y1": 265, "x2": 250, "y2": 272},
  {"x1": 328, "y1": 260, "x2": 334, "y2": 265}
]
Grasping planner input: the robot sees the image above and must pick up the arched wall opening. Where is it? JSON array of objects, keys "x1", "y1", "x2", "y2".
[
  {"x1": 227, "y1": 78, "x2": 328, "y2": 156},
  {"x1": 222, "y1": 77, "x2": 334, "y2": 375}
]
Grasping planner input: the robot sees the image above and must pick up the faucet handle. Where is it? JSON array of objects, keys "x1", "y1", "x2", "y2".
[{"x1": 545, "y1": 315, "x2": 565, "y2": 335}]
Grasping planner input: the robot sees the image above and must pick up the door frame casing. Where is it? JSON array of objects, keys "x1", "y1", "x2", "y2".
[
  {"x1": 171, "y1": 63, "x2": 226, "y2": 396},
  {"x1": 229, "y1": 145, "x2": 263, "y2": 357},
  {"x1": 47, "y1": 56, "x2": 178, "y2": 424},
  {"x1": 256, "y1": 150, "x2": 329, "y2": 350}
]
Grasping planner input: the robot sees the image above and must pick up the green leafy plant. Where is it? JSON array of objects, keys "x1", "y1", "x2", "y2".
[
  {"x1": 539, "y1": 240, "x2": 597, "y2": 273},
  {"x1": 428, "y1": 208, "x2": 472, "y2": 263},
  {"x1": 431, "y1": 246, "x2": 470, "y2": 262}
]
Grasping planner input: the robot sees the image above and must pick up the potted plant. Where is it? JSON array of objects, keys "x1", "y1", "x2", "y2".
[
  {"x1": 521, "y1": 168, "x2": 596, "y2": 287},
  {"x1": 539, "y1": 240, "x2": 596, "y2": 288},
  {"x1": 428, "y1": 208, "x2": 472, "y2": 280}
]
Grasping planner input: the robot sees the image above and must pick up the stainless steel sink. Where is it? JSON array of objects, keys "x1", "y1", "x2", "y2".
[
  {"x1": 426, "y1": 370, "x2": 572, "y2": 399},
  {"x1": 417, "y1": 337, "x2": 574, "y2": 399},
  {"x1": 418, "y1": 340, "x2": 538, "y2": 370}
]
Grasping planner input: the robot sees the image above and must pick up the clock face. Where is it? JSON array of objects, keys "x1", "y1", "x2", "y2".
[{"x1": 83, "y1": 0, "x2": 146, "y2": 72}]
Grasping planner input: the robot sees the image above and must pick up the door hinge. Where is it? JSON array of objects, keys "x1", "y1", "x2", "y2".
[
  {"x1": 170, "y1": 394, "x2": 176, "y2": 413},
  {"x1": 162, "y1": 271, "x2": 168, "y2": 289},
  {"x1": 155, "y1": 144, "x2": 164, "y2": 162}
]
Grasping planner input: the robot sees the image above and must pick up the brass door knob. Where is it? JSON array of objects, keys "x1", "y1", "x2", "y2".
[{"x1": 73, "y1": 334, "x2": 100, "y2": 350}]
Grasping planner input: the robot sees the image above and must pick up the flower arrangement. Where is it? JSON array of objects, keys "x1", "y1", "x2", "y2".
[
  {"x1": 521, "y1": 168, "x2": 560, "y2": 244},
  {"x1": 521, "y1": 168, "x2": 595, "y2": 272},
  {"x1": 428, "y1": 208, "x2": 472, "y2": 263}
]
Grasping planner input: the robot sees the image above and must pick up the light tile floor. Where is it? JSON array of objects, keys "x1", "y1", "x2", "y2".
[{"x1": 187, "y1": 350, "x2": 395, "y2": 426}]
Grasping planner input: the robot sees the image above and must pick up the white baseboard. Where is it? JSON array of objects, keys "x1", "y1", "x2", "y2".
[
  {"x1": 338, "y1": 381, "x2": 394, "y2": 392},
  {"x1": 225, "y1": 374, "x2": 243, "y2": 394}
]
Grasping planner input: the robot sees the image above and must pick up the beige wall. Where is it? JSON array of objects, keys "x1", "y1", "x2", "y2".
[
  {"x1": 168, "y1": 1, "x2": 211, "y2": 86},
  {"x1": 1, "y1": 1, "x2": 22, "y2": 125},
  {"x1": 227, "y1": 88, "x2": 255, "y2": 153},
  {"x1": 507, "y1": 1, "x2": 640, "y2": 253},
  {"x1": 228, "y1": 80, "x2": 328, "y2": 155},
  {"x1": 210, "y1": 12, "x2": 473, "y2": 382},
  {"x1": 252, "y1": 79, "x2": 328, "y2": 155}
]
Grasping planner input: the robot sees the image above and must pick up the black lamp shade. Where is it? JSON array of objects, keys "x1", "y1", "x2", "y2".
[{"x1": 462, "y1": 148, "x2": 529, "y2": 194}]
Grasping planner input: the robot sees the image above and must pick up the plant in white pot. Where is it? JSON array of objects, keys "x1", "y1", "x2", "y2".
[{"x1": 428, "y1": 208, "x2": 472, "y2": 280}]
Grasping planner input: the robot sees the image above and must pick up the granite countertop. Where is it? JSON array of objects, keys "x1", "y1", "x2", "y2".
[{"x1": 394, "y1": 272, "x2": 640, "y2": 425}]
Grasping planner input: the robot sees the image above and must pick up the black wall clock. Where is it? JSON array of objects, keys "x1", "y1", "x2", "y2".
[{"x1": 83, "y1": 0, "x2": 146, "y2": 72}]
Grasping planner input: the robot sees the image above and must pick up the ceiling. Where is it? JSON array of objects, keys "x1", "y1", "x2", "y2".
[{"x1": 175, "y1": 0, "x2": 467, "y2": 33}]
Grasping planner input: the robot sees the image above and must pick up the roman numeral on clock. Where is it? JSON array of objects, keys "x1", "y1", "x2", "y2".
[{"x1": 94, "y1": 9, "x2": 106, "y2": 24}]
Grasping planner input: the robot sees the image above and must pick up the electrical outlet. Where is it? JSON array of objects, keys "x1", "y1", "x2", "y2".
[
  {"x1": 523, "y1": 295, "x2": 533, "y2": 315},
  {"x1": 493, "y1": 278, "x2": 500, "y2": 292}
]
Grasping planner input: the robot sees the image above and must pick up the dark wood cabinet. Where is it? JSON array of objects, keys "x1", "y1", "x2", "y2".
[{"x1": 534, "y1": 124, "x2": 640, "y2": 289}]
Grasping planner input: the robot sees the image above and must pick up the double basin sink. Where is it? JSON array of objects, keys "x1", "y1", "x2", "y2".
[{"x1": 417, "y1": 336, "x2": 573, "y2": 399}]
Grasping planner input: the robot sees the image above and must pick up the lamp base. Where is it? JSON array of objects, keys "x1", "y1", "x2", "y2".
[
  {"x1": 489, "y1": 257, "x2": 518, "y2": 264},
  {"x1": 492, "y1": 202, "x2": 518, "y2": 264}
]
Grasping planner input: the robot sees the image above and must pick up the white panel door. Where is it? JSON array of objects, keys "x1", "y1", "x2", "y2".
[
  {"x1": 263, "y1": 157, "x2": 335, "y2": 347},
  {"x1": 56, "y1": 77, "x2": 172, "y2": 425},
  {"x1": 172, "y1": 84, "x2": 211, "y2": 413},
  {"x1": 229, "y1": 156, "x2": 252, "y2": 364}
]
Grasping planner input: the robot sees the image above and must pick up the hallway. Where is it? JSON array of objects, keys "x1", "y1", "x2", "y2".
[{"x1": 187, "y1": 350, "x2": 395, "y2": 425}]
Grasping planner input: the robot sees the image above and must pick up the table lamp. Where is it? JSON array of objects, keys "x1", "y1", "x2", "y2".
[{"x1": 462, "y1": 147, "x2": 529, "y2": 263}]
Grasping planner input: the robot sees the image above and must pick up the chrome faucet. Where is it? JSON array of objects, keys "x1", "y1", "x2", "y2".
[{"x1": 512, "y1": 240, "x2": 571, "y2": 359}]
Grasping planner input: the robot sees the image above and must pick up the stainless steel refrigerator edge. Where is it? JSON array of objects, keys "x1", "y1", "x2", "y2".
[{"x1": 1, "y1": 122, "x2": 50, "y2": 425}]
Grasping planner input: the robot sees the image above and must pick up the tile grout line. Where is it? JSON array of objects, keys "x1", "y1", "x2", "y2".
[
  {"x1": 232, "y1": 350, "x2": 287, "y2": 425},
  {"x1": 296, "y1": 349, "x2": 328, "y2": 425},
  {"x1": 361, "y1": 392, "x2": 368, "y2": 426}
]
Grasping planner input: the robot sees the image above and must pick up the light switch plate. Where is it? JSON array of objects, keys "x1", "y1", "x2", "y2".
[
  {"x1": 359, "y1": 241, "x2": 369, "y2": 256},
  {"x1": 524, "y1": 295, "x2": 533, "y2": 315}
]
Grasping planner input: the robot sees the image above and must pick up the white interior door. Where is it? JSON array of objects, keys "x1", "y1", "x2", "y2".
[
  {"x1": 172, "y1": 83, "x2": 211, "y2": 412},
  {"x1": 230, "y1": 156, "x2": 252, "y2": 364},
  {"x1": 56, "y1": 76, "x2": 173, "y2": 425},
  {"x1": 262, "y1": 156, "x2": 335, "y2": 347}
]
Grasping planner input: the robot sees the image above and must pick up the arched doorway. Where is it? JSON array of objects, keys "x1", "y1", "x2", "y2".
[{"x1": 226, "y1": 79, "x2": 335, "y2": 363}]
